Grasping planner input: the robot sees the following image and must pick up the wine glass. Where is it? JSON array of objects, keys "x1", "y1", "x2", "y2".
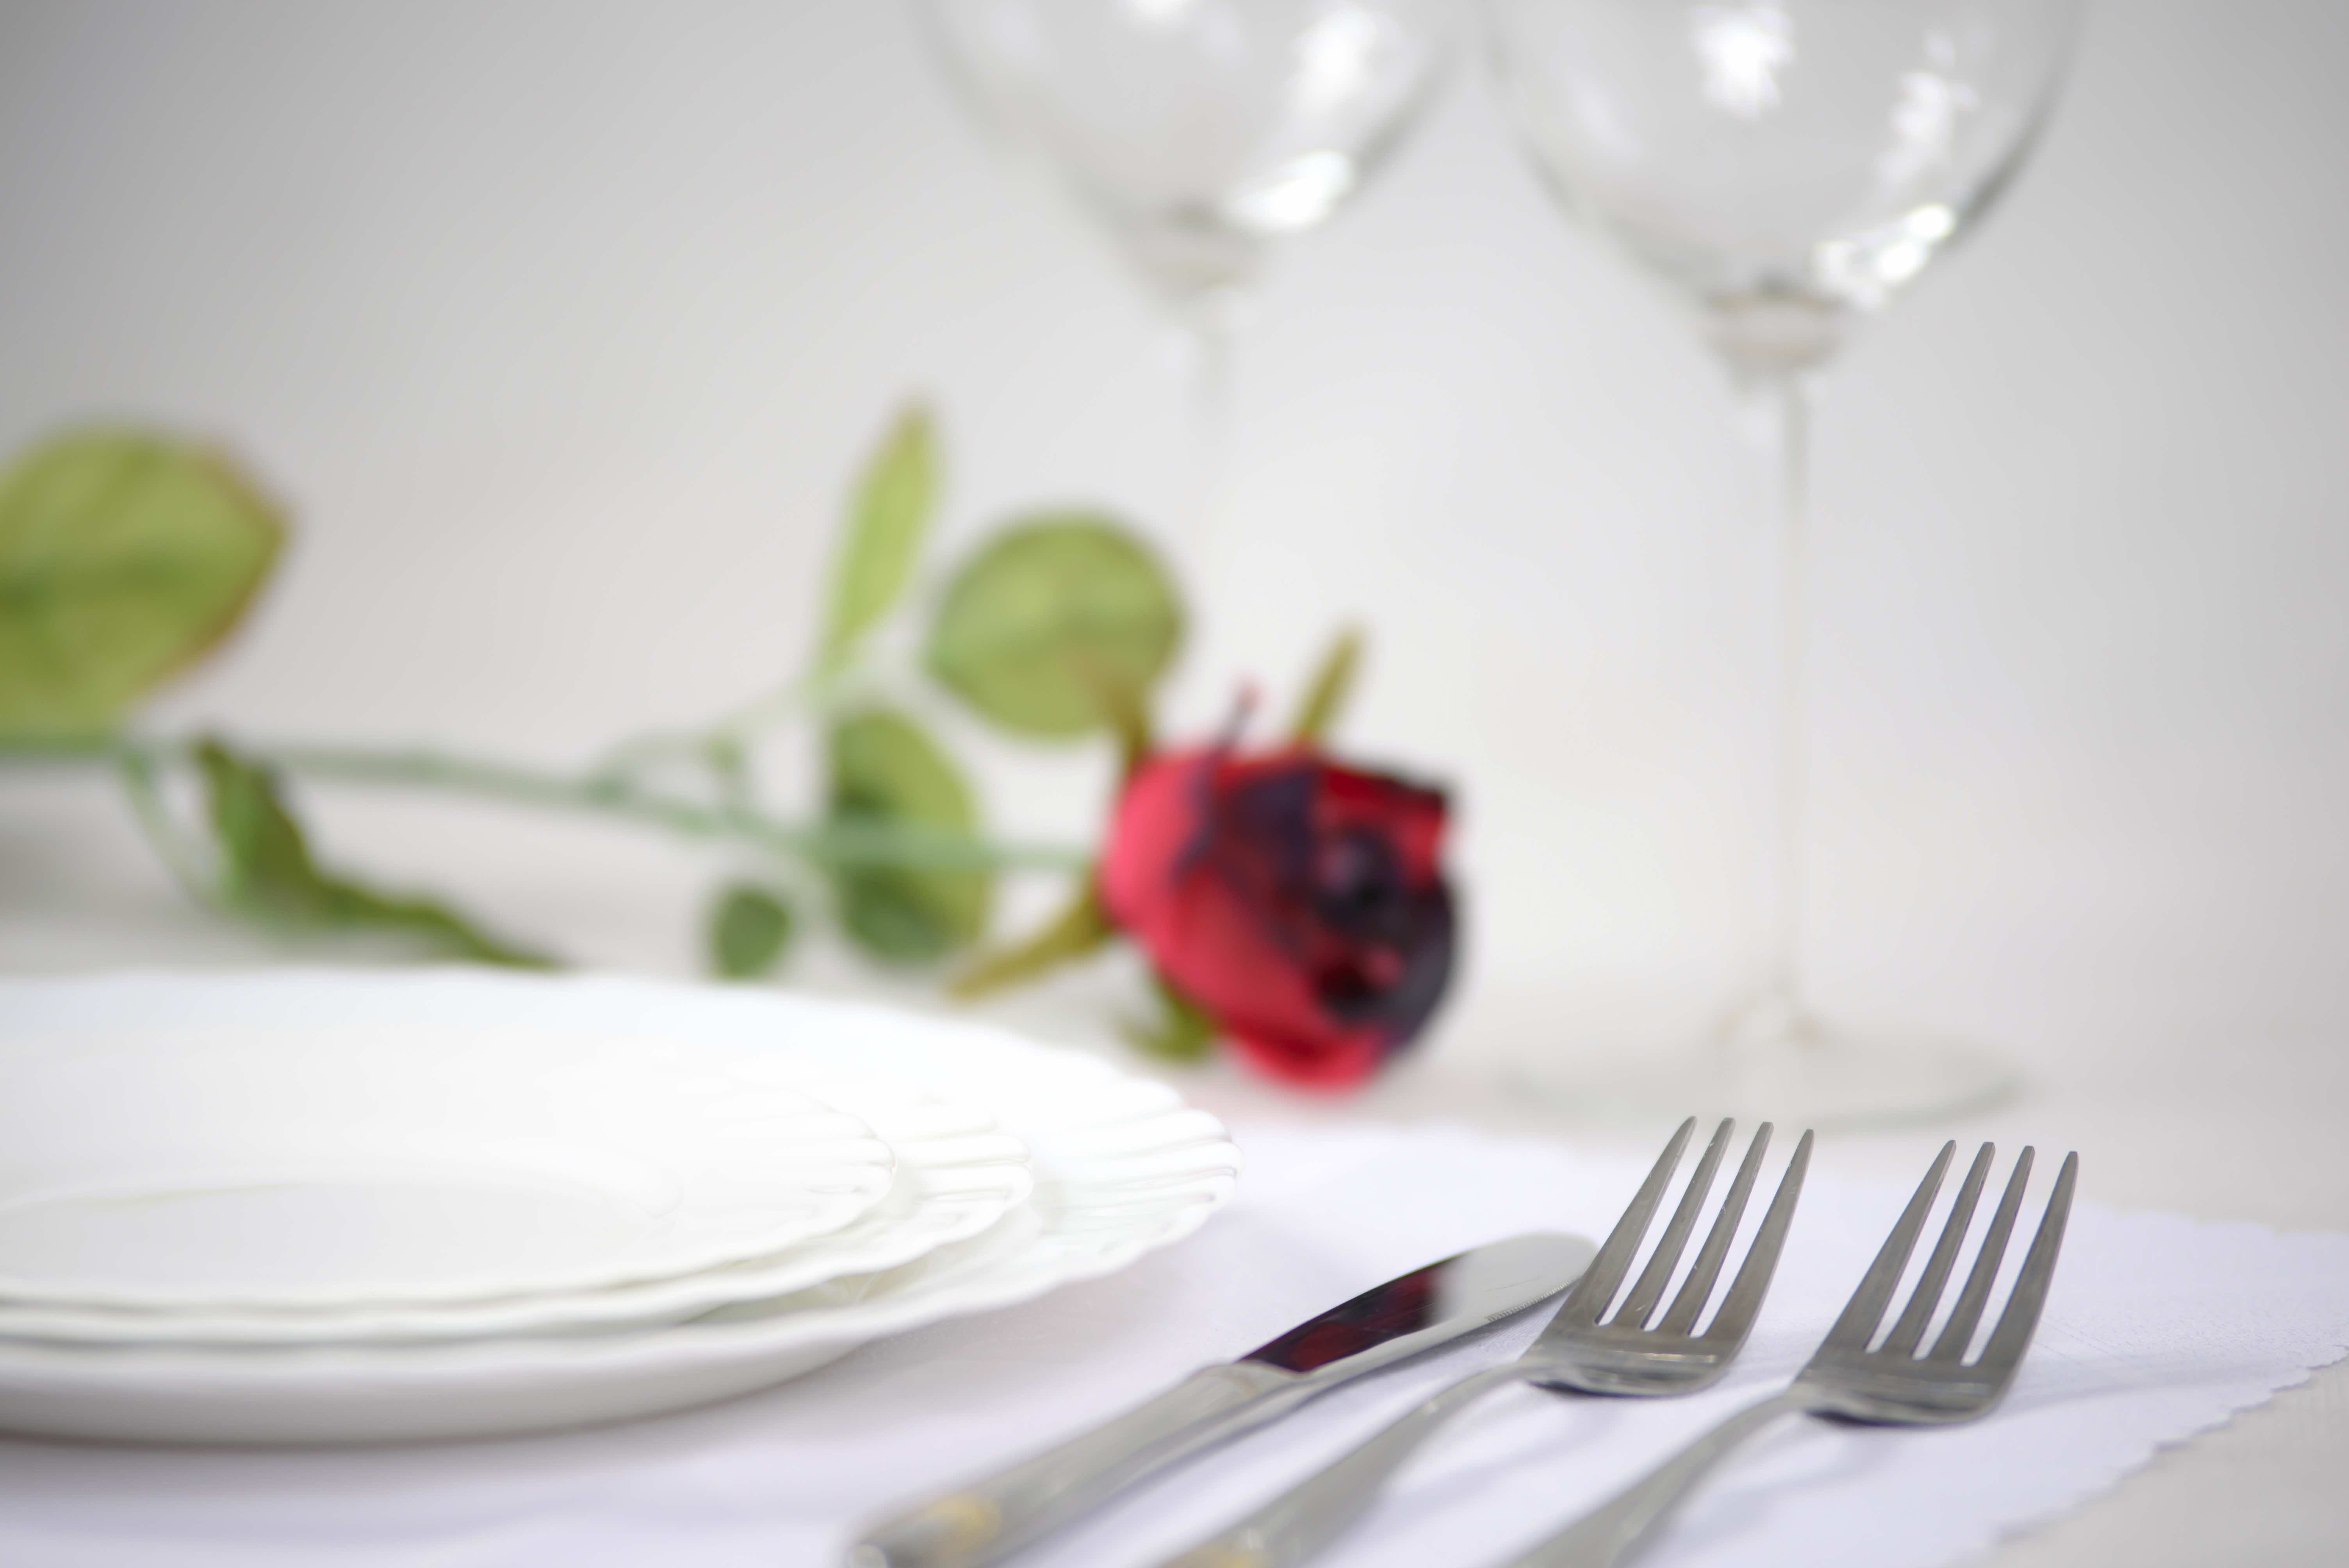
[
  {"x1": 1485, "y1": 0, "x2": 2084, "y2": 1126},
  {"x1": 915, "y1": 0, "x2": 1461, "y2": 601}
]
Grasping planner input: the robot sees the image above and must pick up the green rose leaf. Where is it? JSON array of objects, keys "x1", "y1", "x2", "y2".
[
  {"x1": 825, "y1": 706, "x2": 990, "y2": 964},
  {"x1": 818, "y1": 405, "x2": 936, "y2": 674},
  {"x1": 0, "y1": 430, "x2": 286, "y2": 739},
  {"x1": 196, "y1": 738, "x2": 551, "y2": 968},
  {"x1": 708, "y1": 882, "x2": 795, "y2": 979},
  {"x1": 948, "y1": 877, "x2": 1115, "y2": 999},
  {"x1": 925, "y1": 514, "x2": 1182, "y2": 739},
  {"x1": 1288, "y1": 625, "x2": 1364, "y2": 744},
  {"x1": 1122, "y1": 975, "x2": 1218, "y2": 1064}
]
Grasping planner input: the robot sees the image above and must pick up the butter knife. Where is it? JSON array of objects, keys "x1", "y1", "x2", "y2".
[{"x1": 850, "y1": 1230, "x2": 1596, "y2": 1568}]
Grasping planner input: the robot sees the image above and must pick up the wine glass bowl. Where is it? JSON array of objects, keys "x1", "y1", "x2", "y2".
[
  {"x1": 1488, "y1": 0, "x2": 2082, "y2": 374},
  {"x1": 920, "y1": 0, "x2": 1460, "y2": 315}
]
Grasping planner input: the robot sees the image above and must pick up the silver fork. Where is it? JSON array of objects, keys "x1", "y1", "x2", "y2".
[
  {"x1": 1158, "y1": 1117, "x2": 1814, "y2": 1568},
  {"x1": 1503, "y1": 1140, "x2": 2079, "y2": 1568}
]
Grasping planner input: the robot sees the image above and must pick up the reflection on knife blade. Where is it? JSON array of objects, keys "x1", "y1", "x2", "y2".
[{"x1": 1246, "y1": 1233, "x2": 1591, "y2": 1373}]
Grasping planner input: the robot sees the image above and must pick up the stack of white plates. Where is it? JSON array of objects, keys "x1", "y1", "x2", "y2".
[{"x1": 0, "y1": 969, "x2": 1240, "y2": 1444}]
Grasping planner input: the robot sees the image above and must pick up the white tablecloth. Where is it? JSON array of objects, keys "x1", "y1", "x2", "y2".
[{"x1": 2, "y1": 1121, "x2": 2341, "y2": 1568}]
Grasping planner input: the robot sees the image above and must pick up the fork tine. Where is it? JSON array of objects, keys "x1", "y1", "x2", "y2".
[
  {"x1": 1927, "y1": 1146, "x2": 2033, "y2": 1362},
  {"x1": 1974, "y1": 1151, "x2": 2078, "y2": 1384},
  {"x1": 1695, "y1": 1127, "x2": 1812, "y2": 1343},
  {"x1": 1611, "y1": 1119, "x2": 1734, "y2": 1327},
  {"x1": 1658, "y1": 1122, "x2": 1771, "y2": 1334},
  {"x1": 1880, "y1": 1142, "x2": 1995, "y2": 1356},
  {"x1": 1818, "y1": 1139, "x2": 1956, "y2": 1352},
  {"x1": 1555, "y1": 1117, "x2": 1696, "y2": 1324}
]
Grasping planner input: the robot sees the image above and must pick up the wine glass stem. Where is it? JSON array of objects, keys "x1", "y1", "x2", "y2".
[
  {"x1": 1763, "y1": 373, "x2": 1812, "y2": 1028},
  {"x1": 1184, "y1": 301, "x2": 1234, "y2": 450},
  {"x1": 1175, "y1": 303, "x2": 1237, "y2": 654}
]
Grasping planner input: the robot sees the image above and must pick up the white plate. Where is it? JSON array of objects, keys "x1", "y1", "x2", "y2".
[
  {"x1": 0, "y1": 1088, "x2": 1032, "y2": 1345},
  {"x1": 0, "y1": 969, "x2": 1239, "y2": 1442},
  {"x1": 0, "y1": 1027, "x2": 898, "y2": 1310}
]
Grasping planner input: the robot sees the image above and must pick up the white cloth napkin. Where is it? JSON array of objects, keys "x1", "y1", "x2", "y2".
[{"x1": 0, "y1": 1121, "x2": 2343, "y2": 1568}]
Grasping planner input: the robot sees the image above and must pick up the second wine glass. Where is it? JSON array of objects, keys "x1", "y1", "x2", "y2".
[{"x1": 1486, "y1": 0, "x2": 2084, "y2": 1126}]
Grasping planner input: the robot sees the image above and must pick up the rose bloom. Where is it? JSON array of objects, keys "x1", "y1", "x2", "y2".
[{"x1": 1098, "y1": 744, "x2": 1456, "y2": 1089}]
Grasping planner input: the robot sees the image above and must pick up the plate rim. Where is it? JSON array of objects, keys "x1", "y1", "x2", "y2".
[
  {"x1": 0, "y1": 1023, "x2": 902, "y2": 1310},
  {"x1": 0, "y1": 1093, "x2": 1035, "y2": 1345}
]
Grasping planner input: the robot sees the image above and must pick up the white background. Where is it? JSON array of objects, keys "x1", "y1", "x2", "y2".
[{"x1": 1, "y1": 4, "x2": 2344, "y2": 1563}]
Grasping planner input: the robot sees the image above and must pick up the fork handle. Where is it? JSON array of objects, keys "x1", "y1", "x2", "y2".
[
  {"x1": 1157, "y1": 1360, "x2": 1535, "y2": 1568},
  {"x1": 1505, "y1": 1391, "x2": 1809, "y2": 1568}
]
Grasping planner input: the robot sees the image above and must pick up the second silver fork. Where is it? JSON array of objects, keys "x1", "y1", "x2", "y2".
[{"x1": 1160, "y1": 1117, "x2": 1814, "y2": 1568}]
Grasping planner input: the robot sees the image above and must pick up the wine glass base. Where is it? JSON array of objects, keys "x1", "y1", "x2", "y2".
[{"x1": 1508, "y1": 1020, "x2": 2020, "y2": 1134}]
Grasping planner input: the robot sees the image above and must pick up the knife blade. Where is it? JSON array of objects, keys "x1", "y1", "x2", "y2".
[{"x1": 849, "y1": 1230, "x2": 1597, "y2": 1568}]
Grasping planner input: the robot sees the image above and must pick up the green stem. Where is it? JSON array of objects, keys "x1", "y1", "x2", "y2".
[
  {"x1": 1, "y1": 734, "x2": 1088, "y2": 875},
  {"x1": 590, "y1": 665, "x2": 849, "y2": 781},
  {"x1": 110, "y1": 744, "x2": 217, "y2": 905}
]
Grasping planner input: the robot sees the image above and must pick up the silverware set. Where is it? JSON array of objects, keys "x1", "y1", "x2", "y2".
[{"x1": 854, "y1": 1119, "x2": 2078, "y2": 1568}]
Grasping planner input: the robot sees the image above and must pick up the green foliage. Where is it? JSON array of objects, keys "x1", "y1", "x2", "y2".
[
  {"x1": 0, "y1": 430, "x2": 284, "y2": 739},
  {"x1": 818, "y1": 405, "x2": 936, "y2": 674},
  {"x1": 825, "y1": 706, "x2": 990, "y2": 964},
  {"x1": 196, "y1": 738, "x2": 549, "y2": 967},
  {"x1": 708, "y1": 882, "x2": 795, "y2": 979},
  {"x1": 925, "y1": 514, "x2": 1182, "y2": 739},
  {"x1": 1122, "y1": 975, "x2": 1218, "y2": 1063},
  {"x1": 1289, "y1": 625, "x2": 1363, "y2": 743},
  {"x1": 950, "y1": 878, "x2": 1115, "y2": 999},
  {"x1": 0, "y1": 406, "x2": 1308, "y2": 1058}
]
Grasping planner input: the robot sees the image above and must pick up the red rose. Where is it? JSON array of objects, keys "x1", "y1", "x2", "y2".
[{"x1": 1098, "y1": 744, "x2": 1456, "y2": 1089}]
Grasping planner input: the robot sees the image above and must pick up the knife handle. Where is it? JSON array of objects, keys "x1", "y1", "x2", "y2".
[{"x1": 851, "y1": 1360, "x2": 1301, "y2": 1568}]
